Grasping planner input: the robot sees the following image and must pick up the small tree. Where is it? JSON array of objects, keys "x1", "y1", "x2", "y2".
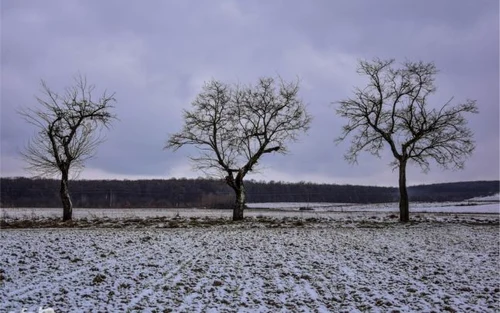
[
  {"x1": 167, "y1": 77, "x2": 311, "y2": 220},
  {"x1": 336, "y1": 59, "x2": 478, "y2": 222},
  {"x1": 19, "y1": 75, "x2": 116, "y2": 221}
]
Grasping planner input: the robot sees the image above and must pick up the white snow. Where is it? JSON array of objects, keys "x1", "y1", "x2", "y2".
[
  {"x1": 468, "y1": 193, "x2": 500, "y2": 202},
  {"x1": 1, "y1": 200, "x2": 499, "y2": 221},
  {"x1": 1, "y1": 215, "x2": 499, "y2": 312},
  {"x1": 247, "y1": 201, "x2": 500, "y2": 213}
]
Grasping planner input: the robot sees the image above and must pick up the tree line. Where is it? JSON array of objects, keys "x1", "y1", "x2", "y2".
[{"x1": 1, "y1": 177, "x2": 497, "y2": 209}]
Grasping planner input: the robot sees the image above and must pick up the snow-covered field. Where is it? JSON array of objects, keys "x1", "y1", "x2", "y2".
[
  {"x1": 1, "y1": 216, "x2": 499, "y2": 312},
  {"x1": 248, "y1": 201, "x2": 500, "y2": 214},
  {"x1": 1, "y1": 201, "x2": 499, "y2": 312},
  {"x1": 1, "y1": 199, "x2": 499, "y2": 221}
]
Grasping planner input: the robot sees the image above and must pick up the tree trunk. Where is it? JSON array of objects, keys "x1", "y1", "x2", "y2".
[
  {"x1": 398, "y1": 159, "x2": 409, "y2": 223},
  {"x1": 60, "y1": 171, "x2": 73, "y2": 221},
  {"x1": 232, "y1": 180, "x2": 246, "y2": 221}
]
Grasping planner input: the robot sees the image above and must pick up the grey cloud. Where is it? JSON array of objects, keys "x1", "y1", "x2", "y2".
[{"x1": 1, "y1": 0, "x2": 498, "y2": 186}]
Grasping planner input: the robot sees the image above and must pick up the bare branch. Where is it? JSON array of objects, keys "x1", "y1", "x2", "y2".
[
  {"x1": 18, "y1": 75, "x2": 117, "y2": 178},
  {"x1": 336, "y1": 58, "x2": 477, "y2": 171},
  {"x1": 166, "y1": 76, "x2": 311, "y2": 180}
]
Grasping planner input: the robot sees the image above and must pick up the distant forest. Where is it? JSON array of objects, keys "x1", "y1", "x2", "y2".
[{"x1": 0, "y1": 177, "x2": 498, "y2": 209}]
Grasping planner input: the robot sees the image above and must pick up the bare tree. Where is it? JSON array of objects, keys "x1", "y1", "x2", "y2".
[
  {"x1": 336, "y1": 59, "x2": 478, "y2": 222},
  {"x1": 19, "y1": 75, "x2": 117, "y2": 221},
  {"x1": 166, "y1": 77, "x2": 311, "y2": 220}
]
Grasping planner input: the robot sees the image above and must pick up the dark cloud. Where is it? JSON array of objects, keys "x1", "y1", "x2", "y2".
[{"x1": 1, "y1": 0, "x2": 498, "y2": 186}]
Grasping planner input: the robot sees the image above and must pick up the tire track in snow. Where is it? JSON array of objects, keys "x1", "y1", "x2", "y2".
[
  {"x1": 126, "y1": 229, "x2": 214, "y2": 311},
  {"x1": 173, "y1": 228, "x2": 267, "y2": 312},
  {"x1": 267, "y1": 229, "x2": 335, "y2": 311},
  {"x1": 8, "y1": 251, "x2": 138, "y2": 299},
  {"x1": 6, "y1": 230, "x2": 176, "y2": 300}
]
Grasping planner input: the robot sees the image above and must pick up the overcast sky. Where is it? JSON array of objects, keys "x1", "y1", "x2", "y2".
[{"x1": 1, "y1": 0, "x2": 499, "y2": 186}]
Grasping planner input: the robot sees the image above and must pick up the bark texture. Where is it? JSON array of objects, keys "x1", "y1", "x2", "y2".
[
  {"x1": 60, "y1": 171, "x2": 73, "y2": 221},
  {"x1": 233, "y1": 184, "x2": 245, "y2": 221},
  {"x1": 398, "y1": 159, "x2": 409, "y2": 223}
]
